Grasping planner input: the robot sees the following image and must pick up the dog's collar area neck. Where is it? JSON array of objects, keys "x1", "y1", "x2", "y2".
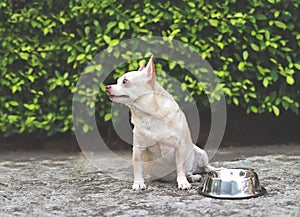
[{"x1": 129, "y1": 105, "x2": 154, "y2": 119}]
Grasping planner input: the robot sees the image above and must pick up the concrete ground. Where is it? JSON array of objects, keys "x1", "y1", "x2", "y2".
[{"x1": 0, "y1": 144, "x2": 299, "y2": 216}]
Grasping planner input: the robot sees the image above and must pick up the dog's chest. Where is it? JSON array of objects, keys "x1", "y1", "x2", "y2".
[{"x1": 133, "y1": 114, "x2": 179, "y2": 143}]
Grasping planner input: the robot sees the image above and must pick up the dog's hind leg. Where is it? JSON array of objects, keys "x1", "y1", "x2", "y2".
[{"x1": 192, "y1": 145, "x2": 218, "y2": 172}]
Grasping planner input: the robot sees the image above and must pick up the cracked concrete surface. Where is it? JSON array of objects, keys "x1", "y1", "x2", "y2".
[{"x1": 0, "y1": 144, "x2": 299, "y2": 216}]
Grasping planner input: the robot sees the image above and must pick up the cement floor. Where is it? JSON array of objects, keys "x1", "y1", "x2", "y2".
[{"x1": 0, "y1": 144, "x2": 299, "y2": 216}]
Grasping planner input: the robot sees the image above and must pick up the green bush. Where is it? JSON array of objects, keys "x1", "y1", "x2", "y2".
[{"x1": 0, "y1": 0, "x2": 299, "y2": 137}]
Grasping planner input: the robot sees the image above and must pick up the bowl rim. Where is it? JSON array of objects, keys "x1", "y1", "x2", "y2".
[
  {"x1": 199, "y1": 167, "x2": 255, "y2": 176},
  {"x1": 206, "y1": 168, "x2": 258, "y2": 180}
]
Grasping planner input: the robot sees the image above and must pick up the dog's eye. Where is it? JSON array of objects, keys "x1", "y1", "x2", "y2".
[{"x1": 122, "y1": 78, "x2": 128, "y2": 85}]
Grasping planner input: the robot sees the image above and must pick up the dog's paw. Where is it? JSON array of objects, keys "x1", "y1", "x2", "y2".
[
  {"x1": 178, "y1": 181, "x2": 192, "y2": 190},
  {"x1": 186, "y1": 173, "x2": 202, "y2": 183},
  {"x1": 177, "y1": 178, "x2": 192, "y2": 190},
  {"x1": 132, "y1": 182, "x2": 147, "y2": 191}
]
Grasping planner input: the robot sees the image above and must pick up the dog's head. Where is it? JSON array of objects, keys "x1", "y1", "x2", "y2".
[{"x1": 106, "y1": 56, "x2": 156, "y2": 105}]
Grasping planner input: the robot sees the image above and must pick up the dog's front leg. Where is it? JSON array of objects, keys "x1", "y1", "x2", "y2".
[
  {"x1": 176, "y1": 149, "x2": 192, "y2": 190},
  {"x1": 132, "y1": 147, "x2": 147, "y2": 190}
]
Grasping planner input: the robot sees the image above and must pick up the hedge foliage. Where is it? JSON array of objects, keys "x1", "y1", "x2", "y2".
[{"x1": 0, "y1": 0, "x2": 299, "y2": 137}]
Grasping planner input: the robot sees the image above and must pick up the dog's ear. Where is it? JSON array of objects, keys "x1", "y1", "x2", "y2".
[
  {"x1": 145, "y1": 55, "x2": 156, "y2": 86},
  {"x1": 138, "y1": 62, "x2": 145, "y2": 71}
]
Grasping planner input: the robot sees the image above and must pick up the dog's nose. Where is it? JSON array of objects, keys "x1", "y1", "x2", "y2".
[{"x1": 106, "y1": 85, "x2": 111, "y2": 93}]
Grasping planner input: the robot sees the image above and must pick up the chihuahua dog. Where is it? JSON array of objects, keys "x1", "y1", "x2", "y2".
[{"x1": 106, "y1": 56, "x2": 213, "y2": 190}]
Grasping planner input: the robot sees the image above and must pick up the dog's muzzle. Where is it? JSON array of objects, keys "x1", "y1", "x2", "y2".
[{"x1": 105, "y1": 85, "x2": 129, "y2": 100}]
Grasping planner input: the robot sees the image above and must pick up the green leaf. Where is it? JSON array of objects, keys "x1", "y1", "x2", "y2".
[
  {"x1": 286, "y1": 76, "x2": 295, "y2": 85},
  {"x1": 24, "y1": 104, "x2": 35, "y2": 111},
  {"x1": 222, "y1": 87, "x2": 232, "y2": 96},
  {"x1": 84, "y1": 26, "x2": 90, "y2": 35},
  {"x1": 274, "y1": 21, "x2": 287, "y2": 29},
  {"x1": 294, "y1": 63, "x2": 300, "y2": 70},
  {"x1": 181, "y1": 83, "x2": 187, "y2": 91},
  {"x1": 282, "y1": 96, "x2": 294, "y2": 103},
  {"x1": 28, "y1": 75, "x2": 35, "y2": 82},
  {"x1": 109, "y1": 39, "x2": 119, "y2": 46},
  {"x1": 31, "y1": 20, "x2": 41, "y2": 28},
  {"x1": 64, "y1": 80, "x2": 70, "y2": 86},
  {"x1": 76, "y1": 54, "x2": 86, "y2": 61},
  {"x1": 104, "y1": 113, "x2": 112, "y2": 121},
  {"x1": 10, "y1": 101, "x2": 19, "y2": 106},
  {"x1": 282, "y1": 101, "x2": 289, "y2": 110},
  {"x1": 43, "y1": 28, "x2": 49, "y2": 35},
  {"x1": 265, "y1": 30, "x2": 270, "y2": 40},
  {"x1": 19, "y1": 52, "x2": 29, "y2": 60},
  {"x1": 170, "y1": 29, "x2": 181, "y2": 36},
  {"x1": 83, "y1": 124, "x2": 89, "y2": 133},
  {"x1": 103, "y1": 35, "x2": 111, "y2": 44},
  {"x1": 242, "y1": 50, "x2": 249, "y2": 60},
  {"x1": 8, "y1": 115, "x2": 19, "y2": 123},
  {"x1": 233, "y1": 97, "x2": 239, "y2": 106},
  {"x1": 257, "y1": 65, "x2": 265, "y2": 75},
  {"x1": 26, "y1": 117, "x2": 36, "y2": 124},
  {"x1": 59, "y1": 17, "x2": 66, "y2": 24},
  {"x1": 281, "y1": 47, "x2": 292, "y2": 52},
  {"x1": 12, "y1": 86, "x2": 18, "y2": 94},
  {"x1": 251, "y1": 105, "x2": 258, "y2": 113},
  {"x1": 248, "y1": 92, "x2": 257, "y2": 99},
  {"x1": 169, "y1": 61, "x2": 177, "y2": 70},
  {"x1": 263, "y1": 78, "x2": 269, "y2": 87},
  {"x1": 180, "y1": 36, "x2": 188, "y2": 43},
  {"x1": 67, "y1": 55, "x2": 75, "y2": 63},
  {"x1": 118, "y1": 22, "x2": 125, "y2": 30},
  {"x1": 40, "y1": 52, "x2": 47, "y2": 59},
  {"x1": 209, "y1": 19, "x2": 218, "y2": 27},
  {"x1": 256, "y1": 34, "x2": 264, "y2": 40},
  {"x1": 250, "y1": 43, "x2": 259, "y2": 51},
  {"x1": 188, "y1": 2, "x2": 196, "y2": 7},
  {"x1": 272, "y1": 105, "x2": 280, "y2": 116},
  {"x1": 217, "y1": 42, "x2": 224, "y2": 49},
  {"x1": 107, "y1": 21, "x2": 117, "y2": 31},
  {"x1": 238, "y1": 62, "x2": 245, "y2": 71},
  {"x1": 255, "y1": 14, "x2": 267, "y2": 20}
]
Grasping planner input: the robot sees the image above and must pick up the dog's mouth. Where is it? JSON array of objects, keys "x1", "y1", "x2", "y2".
[{"x1": 108, "y1": 94, "x2": 130, "y2": 100}]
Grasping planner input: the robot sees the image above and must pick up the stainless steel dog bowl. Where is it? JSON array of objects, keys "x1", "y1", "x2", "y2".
[{"x1": 199, "y1": 168, "x2": 266, "y2": 199}]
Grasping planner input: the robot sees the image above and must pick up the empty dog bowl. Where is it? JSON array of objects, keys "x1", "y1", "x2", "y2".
[{"x1": 198, "y1": 168, "x2": 266, "y2": 199}]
